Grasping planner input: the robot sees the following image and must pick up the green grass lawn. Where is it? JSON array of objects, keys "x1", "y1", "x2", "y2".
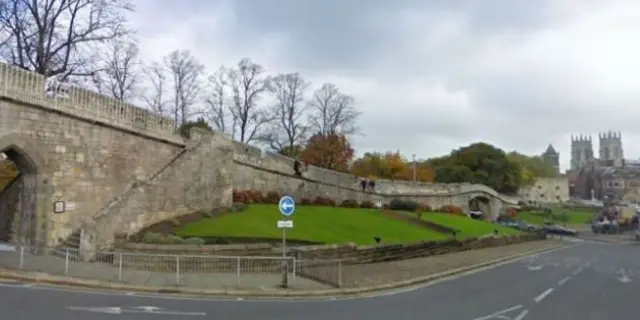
[
  {"x1": 517, "y1": 209, "x2": 593, "y2": 225},
  {"x1": 420, "y1": 213, "x2": 521, "y2": 237},
  {"x1": 175, "y1": 204, "x2": 447, "y2": 245}
]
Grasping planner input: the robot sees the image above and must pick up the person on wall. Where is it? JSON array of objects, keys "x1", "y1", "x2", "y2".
[{"x1": 293, "y1": 159, "x2": 302, "y2": 177}]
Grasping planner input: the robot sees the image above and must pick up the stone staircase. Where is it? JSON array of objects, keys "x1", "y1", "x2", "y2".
[{"x1": 52, "y1": 140, "x2": 194, "y2": 257}]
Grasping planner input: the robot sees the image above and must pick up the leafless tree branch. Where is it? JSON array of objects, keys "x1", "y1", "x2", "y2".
[
  {"x1": 164, "y1": 50, "x2": 204, "y2": 128},
  {"x1": 262, "y1": 72, "x2": 310, "y2": 156},
  {"x1": 309, "y1": 83, "x2": 361, "y2": 136},
  {"x1": 204, "y1": 65, "x2": 230, "y2": 134},
  {"x1": 142, "y1": 62, "x2": 169, "y2": 116},
  {"x1": 91, "y1": 39, "x2": 140, "y2": 100},
  {"x1": 228, "y1": 58, "x2": 272, "y2": 143},
  {"x1": 0, "y1": 0, "x2": 133, "y2": 80}
]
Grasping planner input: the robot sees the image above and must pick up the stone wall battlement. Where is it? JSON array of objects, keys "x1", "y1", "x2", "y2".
[
  {"x1": 0, "y1": 62, "x2": 182, "y2": 144},
  {"x1": 230, "y1": 139, "x2": 515, "y2": 202}
]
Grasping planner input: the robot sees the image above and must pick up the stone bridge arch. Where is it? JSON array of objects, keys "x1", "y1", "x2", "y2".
[
  {"x1": 468, "y1": 194, "x2": 492, "y2": 219},
  {"x1": 0, "y1": 132, "x2": 51, "y2": 248}
]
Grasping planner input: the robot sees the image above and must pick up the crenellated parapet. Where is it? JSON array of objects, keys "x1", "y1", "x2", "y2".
[{"x1": 0, "y1": 62, "x2": 182, "y2": 144}]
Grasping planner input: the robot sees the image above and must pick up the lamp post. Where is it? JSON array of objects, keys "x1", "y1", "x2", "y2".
[{"x1": 412, "y1": 154, "x2": 417, "y2": 183}]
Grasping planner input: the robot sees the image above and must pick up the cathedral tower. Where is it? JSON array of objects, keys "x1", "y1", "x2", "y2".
[
  {"x1": 599, "y1": 131, "x2": 624, "y2": 167},
  {"x1": 570, "y1": 134, "x2": 594, "y2": 170}
]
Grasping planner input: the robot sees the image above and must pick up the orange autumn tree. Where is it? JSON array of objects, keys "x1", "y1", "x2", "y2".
[
  {"x1": 300, "y1": 133, "x2": 355, "y2": 172},
  {"x1": 351, "y1": 151, "x2": 435, "y2": 182}
]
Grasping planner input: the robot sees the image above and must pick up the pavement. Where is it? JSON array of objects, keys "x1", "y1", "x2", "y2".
[
  {"x1": 2, "y1": 240, "x2": 640, "y2": 319},
  {"x1": 0, "y1": 240, "x2": 563, "y2": 292}
]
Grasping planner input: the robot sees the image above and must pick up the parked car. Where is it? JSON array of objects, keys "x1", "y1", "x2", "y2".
[{"x1": 543, "y1": 224, "x2": 578, "y2": 236}]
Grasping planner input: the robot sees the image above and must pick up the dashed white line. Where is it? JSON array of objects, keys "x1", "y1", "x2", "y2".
[
  {"x1": 558, "y1": 277, "x2": 571, "y2": 286},
  {"x1": 533, "y1": 288, "x2": 554, "y2": 303},
  {"x1": 514, "y1": 309, "x2": 529, "y2": 320},
  {"x1": 472, "y1": 305, "x2": 523, "y2": 320},
  {"x1": 572, "y1": 268, "x2": 583, "y2": 276}
]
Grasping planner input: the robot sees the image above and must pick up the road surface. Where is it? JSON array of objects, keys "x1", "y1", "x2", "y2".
[{"x1": 1, "y1": 240, "x2": 639, "y2": 319}]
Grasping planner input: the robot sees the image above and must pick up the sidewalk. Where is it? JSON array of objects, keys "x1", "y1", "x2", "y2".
[
  {"x1": 338, "y1": 239, "x2": 566, "y2": 287},
  {"x1": 0, "y1": 240, "x2": 564, "y2": 292}
]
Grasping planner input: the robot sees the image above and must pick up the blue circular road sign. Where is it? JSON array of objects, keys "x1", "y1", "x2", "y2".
[{"x1": 279, "y1": 196, "x2": 296, "y2": 217}]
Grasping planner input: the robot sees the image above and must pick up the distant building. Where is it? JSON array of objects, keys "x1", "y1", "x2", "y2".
[
  {"x1": 568, "y1": 131, "x2": 640, "y2": 201},
  {"x1": 519, "y1": 177, "x2": 570, "y2": 203},
  {"x1": 542, "y1": 144, "x2": 560, "y2": 174}
]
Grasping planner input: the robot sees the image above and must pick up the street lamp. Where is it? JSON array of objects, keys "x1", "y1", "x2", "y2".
[{"x1": 412, "y1": 154, "x2": 417, "y2": 183}]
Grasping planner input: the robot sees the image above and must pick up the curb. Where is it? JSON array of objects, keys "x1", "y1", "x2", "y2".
[{"x1": 0, "y1": 243, "x2": 571, "y2": 298}]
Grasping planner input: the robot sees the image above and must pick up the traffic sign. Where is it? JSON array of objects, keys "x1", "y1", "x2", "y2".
[
  {"x1": 279, "y1": 196, "x2": 296, "y2": 217},
  {"x1": 277, "y1": 220, "x2": 294, "y2": 228}
]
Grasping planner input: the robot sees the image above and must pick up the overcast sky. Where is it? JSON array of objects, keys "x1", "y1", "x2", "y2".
[{"x1": 129, "y1": 0, "x2": 640, "y2": 172}]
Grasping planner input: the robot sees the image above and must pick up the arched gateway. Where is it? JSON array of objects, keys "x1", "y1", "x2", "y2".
[{"x1": 0, "y1": 133, "x2": 51, "y2": 248}]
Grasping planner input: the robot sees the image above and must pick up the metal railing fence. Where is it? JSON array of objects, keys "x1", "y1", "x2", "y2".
[{"x1": 0, "y1": 246, "x2": 343, "y2": 289}]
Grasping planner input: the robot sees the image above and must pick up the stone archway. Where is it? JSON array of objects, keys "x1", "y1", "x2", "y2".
[
  {"x1": 468, "y1": 195, "x2": 492, "y2": 220},
  {"x1": 0, "y1": 133, "x2": 49, "y2": 248}
]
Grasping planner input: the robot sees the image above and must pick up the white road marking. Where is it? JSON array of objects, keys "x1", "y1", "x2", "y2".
[
  {"x1": 527, "y1": 265, "x2": 543, "y2": 271},
  {"x1": 558, "y1": 277, "x2": 571, "y2": 286},
  {"x1": 514, "y1": 309, "x2": 529, "y2": 320},
  {"x1": 533, "y1": 288, "x2": 554, "y2": 303},
  {"x1": 472, "y1": 305, "x2": 523, "y2": 320},
  {"x1": 0, "y1": 244, "x2": 577, "y2": 303},
  {"x1": 572, "y1": 268, "x2": 583, "y2": 276},
  {"x1": 616, "y1": 269, "x2": 632, "y2": 283}
]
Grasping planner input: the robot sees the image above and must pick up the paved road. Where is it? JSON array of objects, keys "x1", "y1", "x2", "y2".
[{"x1": 1, "y1": 241, "x2": 640, "y2": 319}]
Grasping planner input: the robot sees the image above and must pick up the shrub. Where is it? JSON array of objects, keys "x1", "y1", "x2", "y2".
[
  {"x1": 506, "y1": 207, "x2": 518, "y2": 217},
  {"x1": 167, "y1": 235, "x2": 184, "y2": 244},
  {"x1": 183, "y1": 237, "x2": 206, "y2": 245},
  {"x1": 417, "y1": 203, "x2": 432, "y2": 212},
  {"x1": 382, "y1": 203, "x2": 390, "y2": 210},
  {"x1": 232, "y1": 190, "x2": 250, "y2": 203},
  {"x1": 300, "y1": 197, "x2": 312, "y2": 205},
  {"x1": 312, "y1": 196, "x2": 336, "y2": 206},
  {"x1": 437, "y1": 205, "x2": 464, "y2": 215},
  {"x1": 389, "y1": 198, "x2": 419, "y2": 212},
  {"x1": 247, "y1": 190, "x2": 264, "y2": 203},
  {"x1": 341, "y1": 199, "x2": 359, "y2": 208},
  {"x1": 360, "y1": 200, "x2": 375, "y2": 209},
  {"x1": 229, "y1": 202, "x2": 248, "y2": 212},
  {"x1": 142, "y1": 232, "x2": 166, "y2": 244},
  {"x1": 264, "y1": 191, "x2": 281, "y2": 204}
]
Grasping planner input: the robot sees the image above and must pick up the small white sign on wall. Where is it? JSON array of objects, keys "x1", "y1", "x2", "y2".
[
  {"x1": 66, "y1": 202, "x2": 76, "y2": 211},
  {"x1": 53, "y1": 201, "x2": 66, "y2": 214}
]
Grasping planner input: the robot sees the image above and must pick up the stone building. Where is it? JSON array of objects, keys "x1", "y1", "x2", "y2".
[
  {"x1": 568, "y1": 131, "x2": 640, "y2": 201},
  {"x1": 519, "y1": 177, "x2": 570, "y2": 203},
  {"x1": 542, "y1": 144, "x2": 560, "y2": 174}
]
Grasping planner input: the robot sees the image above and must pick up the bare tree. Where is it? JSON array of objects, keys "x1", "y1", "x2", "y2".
[
  {"x1": 228, "y1": 58, "x2": 271, "y2": 143},
  {"x1": 92, "y1": 40, "x2": 140, "y2": 100},
  {"x1": 263, "y1": 73, "x2": 310, "y2": 155},
  {"x1": 204, "y1": 65, "x2": 230, "y2": 134},
  {"x1": 142, "y1": 62, "x2": 169, "y2": 117},
  {"x1": 0, "y1": 1, "x2": 8, "y2": 52},
  {"x1": 164, "y1": 50, "x2": 204, "y2": 128},
  {"x1": 0, "y1": 0, "x2": 133, "y2": 80},
  {"x1": 309, "y1": 83, "x2": 361, "y2": 136}
]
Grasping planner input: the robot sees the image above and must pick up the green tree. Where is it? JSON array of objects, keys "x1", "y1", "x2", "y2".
[
  {"x1": 507, "y1": 152, "x2": 558, "y2": 185},
  {"x1": 431, "y1": 142, "x2": 522, "y2": 194},
  {"x1": 179, "y1": 117, "x2": 212, "y2": 138}
]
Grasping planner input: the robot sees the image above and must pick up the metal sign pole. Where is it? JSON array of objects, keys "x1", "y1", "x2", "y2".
[
  {"x1": 281, "y1": 218, "x2": 288, "y2": 288},
  {"x1": 278, "y1": 196, "x2": 295, "y2": 289}
]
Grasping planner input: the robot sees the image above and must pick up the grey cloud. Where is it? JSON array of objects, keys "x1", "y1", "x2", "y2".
[{"x1": 132, "y1": 0, "x2": 640, "y2": 170}]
